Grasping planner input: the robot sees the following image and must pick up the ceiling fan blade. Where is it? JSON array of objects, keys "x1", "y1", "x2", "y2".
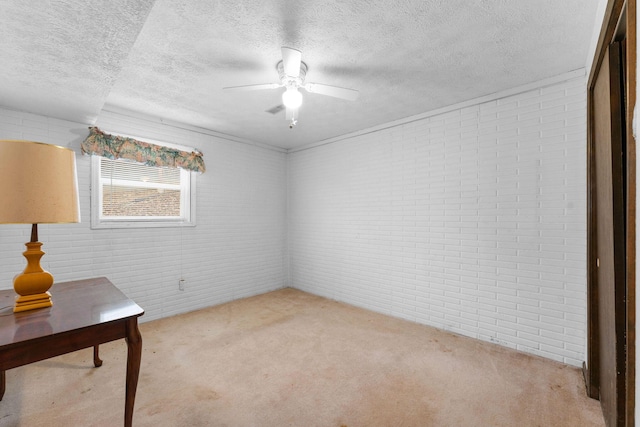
[
  {"x1": 304, "y1": 82, "x2": 359, "y2": 101},
  {"x1": 282, "y1": 47, "x2": 302, "y2": 77},
  {"x1": 223, "y1": 83, "x2": 281, "y2": 92},
  {"x1": 266, "y1": 104, "x2": 286, "y2": 115}
]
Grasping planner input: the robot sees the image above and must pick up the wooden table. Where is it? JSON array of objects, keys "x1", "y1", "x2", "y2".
[{"x1": 0, "y1": 277, "x2": 144, "y2": 427}]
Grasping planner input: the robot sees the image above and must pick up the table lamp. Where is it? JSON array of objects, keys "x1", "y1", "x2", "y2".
[{"x1": 0, "y1": 140, "x2": 80, "y2": 312}]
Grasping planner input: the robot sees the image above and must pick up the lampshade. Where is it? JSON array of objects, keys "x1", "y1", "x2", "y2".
[
  {"x1": 0, "y1": 140, "x2": 80, "y2": 224},
  {"x1": 282, "y1": 87, "x2": 303, "y2": 109}
]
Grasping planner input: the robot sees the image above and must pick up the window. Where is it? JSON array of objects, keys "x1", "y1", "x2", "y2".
[
  {"x1": 82, "y1": 127, "x2": 203, "y2": 229},
  {"x1": 91, "y1": 156, "x2": 196, "y2": 229}
]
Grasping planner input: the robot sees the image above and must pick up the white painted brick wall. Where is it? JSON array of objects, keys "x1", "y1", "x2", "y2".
[
  {"x1": 0, "y1": 73, "x2": 588, "y2": 367},
  {"x1": 0, "y1": 108, "x2": 287, "y2": 321},
  {"x1": 288, "y1": 76, "x2": 587, "y2": 366}
]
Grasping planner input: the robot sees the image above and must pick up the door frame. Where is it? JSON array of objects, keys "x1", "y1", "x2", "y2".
[{"x1": 585, "y1": 0, "x2": 637, "y2": 425}]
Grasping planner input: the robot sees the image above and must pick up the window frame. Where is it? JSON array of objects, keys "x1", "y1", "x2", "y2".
[{"x1": 90, "y1": 155, "x2": 197, "y2": 229}]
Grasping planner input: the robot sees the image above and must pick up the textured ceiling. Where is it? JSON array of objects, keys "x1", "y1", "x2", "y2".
[{"x1": 0, "y1": 0, "x2": 600, "y2": 150}]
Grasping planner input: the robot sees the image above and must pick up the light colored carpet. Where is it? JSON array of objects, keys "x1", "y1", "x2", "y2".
[{"x1": 1, "y1": 288, "x2": 604, "y2": 426}]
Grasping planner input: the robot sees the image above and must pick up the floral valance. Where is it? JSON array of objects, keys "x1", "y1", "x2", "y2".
[{"x1": 81, "y1": 127, "x2": 205, "y2": 173}]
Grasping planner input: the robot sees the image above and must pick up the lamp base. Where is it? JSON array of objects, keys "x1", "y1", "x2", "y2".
[
  {"x1": 14, "y1": 291, "x2": 53, "y2": 312},
  {"x1": 13, "y1": 240, "x2": 54, "y2": 313}
]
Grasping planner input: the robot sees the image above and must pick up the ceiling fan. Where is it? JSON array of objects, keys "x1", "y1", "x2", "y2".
[{"x1": 223, "y1": 47, "x2": 359, "y2": 128}]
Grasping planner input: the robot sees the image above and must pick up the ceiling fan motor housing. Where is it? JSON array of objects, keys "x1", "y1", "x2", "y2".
[{"x1": 277, "y1": 60, "x2": 307, "y2": 88}]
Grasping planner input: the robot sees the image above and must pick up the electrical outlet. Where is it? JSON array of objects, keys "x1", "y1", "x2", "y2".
[{"x1": 179, "y1": 279, "x2": 185, "y2": 291}]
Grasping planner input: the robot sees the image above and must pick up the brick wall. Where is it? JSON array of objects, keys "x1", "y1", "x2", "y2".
[
  {"x1": 102, "y1": 187, "x2": 181, "y2": 216},
  {"x1": 288, "y1": 75, "x2": 587, "y2": 365},
  {"x1": 0, "y1": 108, "x2": 287, "y2": 321},
  {"x1": 0, "y1": 72, "x2": 588, "y2": 366}
]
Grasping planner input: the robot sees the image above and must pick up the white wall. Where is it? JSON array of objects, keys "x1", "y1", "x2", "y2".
[
  {"x1": 585, "y1": 0, "x2": 609, "y2": 76},
  {"x1": 288, "y1": 75, "x2": 587, "y2": 366},
  {"x1": 0, "y1": 108, "x2": 287, "y2": 321},
  {"x1": 0, "y1": 73, "x2": 589, "y2": 367}
]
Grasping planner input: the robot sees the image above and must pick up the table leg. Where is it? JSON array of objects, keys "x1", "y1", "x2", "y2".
[
  {"x1": 0, "y1": 370, "x2": 5, "y2": 401},
  {"x1": 124, "y1": 318, "x2": 142, "y2": 427},
  {"x1": 93, "y1": 345, "x2": 103, "y2": 367}
]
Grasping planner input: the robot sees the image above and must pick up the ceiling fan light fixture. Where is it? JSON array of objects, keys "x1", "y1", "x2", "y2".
[{"x1": 282, "y1": 86, "x2": 303, "y2": 109}]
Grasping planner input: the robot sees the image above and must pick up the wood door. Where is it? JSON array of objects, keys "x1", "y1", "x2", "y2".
[{"x1": 593, "y1": 41, "x2": 627, "y2": 426}]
